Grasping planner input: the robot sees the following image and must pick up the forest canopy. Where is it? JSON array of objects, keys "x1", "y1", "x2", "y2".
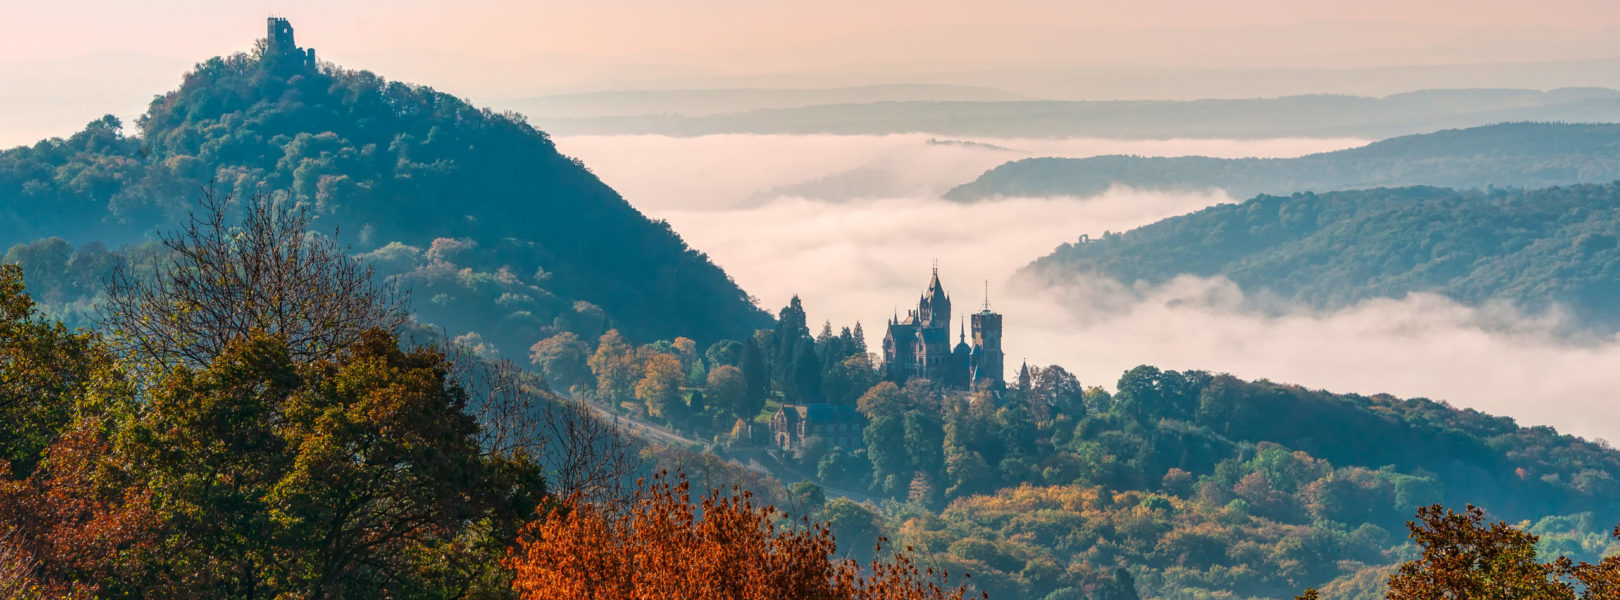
[
  {"x1": 0, "y1": 33, "x2": 770, "y2": 355},
  {"x1": 1023, "y1": 181, "x2": 1620, "y2": 329}
]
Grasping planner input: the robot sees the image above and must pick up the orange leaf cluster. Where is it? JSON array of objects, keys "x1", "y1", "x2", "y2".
[{"x1": 507, "y1": 472, "x2": 985, "y2": 600}]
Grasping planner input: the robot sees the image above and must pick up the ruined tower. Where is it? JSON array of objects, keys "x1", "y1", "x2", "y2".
[{"x1": 266, "y1": 17, "x2": 317, "y2": 68}]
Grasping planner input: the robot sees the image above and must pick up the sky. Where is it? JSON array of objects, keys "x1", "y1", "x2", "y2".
[{"x1": 5, "y1": 0, "x2": 1620, "y2": 146}]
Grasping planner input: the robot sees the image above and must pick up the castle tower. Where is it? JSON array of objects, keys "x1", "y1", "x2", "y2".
[
  {"x1": 970, "y1": 284, "x2": 1005, "y2": 390},
  {"x1": 265, "y1": 17, "x2": 317, "y2": 68},
  {"x1": 917, "y1": 263, "x2": 950, "y2": 330},
  {"x1": 267, "y1": 17, "x2": 297, "y2": 54}
]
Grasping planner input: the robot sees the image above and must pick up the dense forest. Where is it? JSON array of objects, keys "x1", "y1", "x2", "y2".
[
  {"x1": 524, "y1": 290, "x2": 1620, "y2": 600},
  {"x1": 536, "y1": 88, "x2": 1620, "y2": 139},
  {"x1": 6, "y1": 21, "x2": 1620, "y2": 600},
  {"x1": 945, "y1": 122, "x2": 1620, "y2": 201},
  {"x1": 0, "y1": 31, "x2": 770, "y2": 355},
  {"x1": 1020, "y1": 182, "x2": 1620, "y2": 328}
]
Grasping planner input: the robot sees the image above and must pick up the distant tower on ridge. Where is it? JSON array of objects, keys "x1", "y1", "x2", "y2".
[{"x1": 266, "y1": 17, "x2": 317, "y2": 68}]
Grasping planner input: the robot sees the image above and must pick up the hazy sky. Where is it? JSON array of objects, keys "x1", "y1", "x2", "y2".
[
  {"x1": 5, "y1": 1, "x2": 1620, "y2": 90},
  {"x1": 5, "y1": 0, "x2": 1620, "y2": 146}
]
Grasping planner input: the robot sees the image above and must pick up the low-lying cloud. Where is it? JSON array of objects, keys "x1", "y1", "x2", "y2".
[
  {"x1": 556, "y1": 133, "x2": 1366, "y2": 210},
  {"x1": 553, "y1": 133, "x2": 1620, "y2": 444}
]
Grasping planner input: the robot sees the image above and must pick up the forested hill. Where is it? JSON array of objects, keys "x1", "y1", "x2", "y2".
[
  {"x1": 944, "y1": 122, "x2": 1620, "y2": 201},
  {"x1": 0, "y1": 31, "x2": 771, "y2": 354},
  {"x1": 1023, "y1": 182, "x2": 1620, "y2": 326}
]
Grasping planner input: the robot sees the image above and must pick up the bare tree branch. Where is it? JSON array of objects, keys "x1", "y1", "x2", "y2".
[
  {"x1": 0, "y1": 524, "x2": 40, "y2": 600},
  {"x1": 103, "y1": 185, "x2": 407, "y2": 368},
  {"x1": 448, "y1": 344, "x2": 638, "y2": 507}
]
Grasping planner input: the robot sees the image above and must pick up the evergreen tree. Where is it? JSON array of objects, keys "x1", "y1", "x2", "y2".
[
  {"x1": 740, "y1": 339, "x2": 770, "y2": 415},
  {"x1": 786, "y1": 338, "x2": 824, "y2": 404}
]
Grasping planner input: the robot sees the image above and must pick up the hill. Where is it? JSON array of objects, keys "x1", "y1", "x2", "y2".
[
  {"x1": 1022, "y1": 182, "x2": 1620, "y2": 326},
  {"x1": 534, "y1": 88, "x2": 1620, "y2": 138},
  {"x1": 945, "y1": 122, "x2": 1620, "y2": 201},
  {"x1": 0, "y1": 21, "x2": 770, "y2": 356}
]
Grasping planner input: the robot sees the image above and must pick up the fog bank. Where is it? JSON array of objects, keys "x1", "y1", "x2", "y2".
[{"x1": 553, "y1": 133, "x2": 1620, "y2": 443}]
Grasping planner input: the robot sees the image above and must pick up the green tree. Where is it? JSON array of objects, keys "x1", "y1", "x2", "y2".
[
  {"x1": 125, "y1": 330, "x2": 542, "y2": 598},
  {"x1": 704, "y1": 340, "x2": 743, "y2": 368},
  {"x1": 705, "y1": 365, "x2": 748, "y2": 418},
  {"x1": 529, "y1": 331, "x2": 591, "y2": 393},
  {"x1": 0, "y1": 265, "x2": 125, "y2": 474},
  {"x1": 739, "y1": 338, "x2": 769, "y2": 412}
]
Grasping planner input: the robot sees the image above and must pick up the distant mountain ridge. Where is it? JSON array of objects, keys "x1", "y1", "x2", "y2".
[
  {"x1": 532, "y1": 87, "x2": 1620, "y2": 138},
  {"x1": 946, "y1": 121, "x2": 1620, "y2": 201},
  {"x1": 0, "y1": 21, "x2": 771, "y2": 356},
  {"x1": 1023, "y1": 182, "x2": 1620, "y2": 328},
  {"x1": 498, "y1": 84, "x2": 1028, "y2": 120}
]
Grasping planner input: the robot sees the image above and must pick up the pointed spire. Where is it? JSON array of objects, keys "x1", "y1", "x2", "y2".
[{"x1": 959, "y1": 316, "x2": 966, "y2": 343}]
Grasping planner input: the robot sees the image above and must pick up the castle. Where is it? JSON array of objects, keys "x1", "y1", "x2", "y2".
[
  {"x1": 266, "y1": 17, "x2": 318, "y2": 69},
  {"x1": 882, "y1": 266, "x2": 1005, "y2": 391}
]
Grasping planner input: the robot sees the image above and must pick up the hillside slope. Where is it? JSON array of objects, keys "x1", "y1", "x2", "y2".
[
  {"x1": 1023, "y1": 182, "x2": 1620, "y2": 326},
  {"x1": 0, "y1": 24, "x2": 770, "y2": 354},
  {"x1": 946, "y1": 122, "x2": 1620, "y2": 201}
]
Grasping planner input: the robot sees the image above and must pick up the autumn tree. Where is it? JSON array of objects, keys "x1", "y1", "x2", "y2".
[
  {"x1": 1384, "y1": 504, "x2": 1620, "y2": 600},
  {"x1": 589, "y1": 329, "x2": 640, "y2": 405},
  {"x1": 637, "y1": 352, "x2": 686, "y2": 422},
  {"x1": 506, "y1": 472, "x2": 982, "y2": 600},
  {"x1": 103, "y1": 188, "x2": 407, "y2": 368}
]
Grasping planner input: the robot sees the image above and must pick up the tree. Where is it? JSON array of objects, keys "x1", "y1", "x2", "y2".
[
  {"x1": 103, "y1": 189, "x2": 406, "y2": 368},
  {"x1": 785, "y1": 338, "x2": 824, "y2": 404},
  {"x1": 505, "y1": 472, "x2": 981, "y2": 600},
  {"x1": 1376, "y1": 504, "x2": 1620, "y2": 600},
  {"x1": 122, "y1": 330, "x2": 542, "y2": 598},
  {"x1": 529, "y1": 331, "x2": 591, "y2": 393},
  {"x1": 0, "y1": 424, "x2": 156, "y2": 598},
  {"x1": 707, "y1": 365, "x2": 749, "y2": 418},
  {"x1": 863, "y1": 415, "x2": 909, "y2": 495},
  {"x1": 1028, "y1": 365, "x2": 1083, "y2": 422},
  {"x1": 824, "y1": 353, "x2": 880, "y2": 407},
  {"x1": 705, "y1": 339, "x2": 744, "y2": 368},
  {"x1": 637, "y1": 353, "x2": 685, "y2": 422},
  {"x1": 589, "y1": 330, "x2": 640, "y2": 405},
  {"x1": 456, "y1": 353, "x2": 635, "y2": 506},
  {"x1": 856, "y1": 382, "x2": 905, "y2": 420},
  {"x1": 740, "y1": 338, "x2": 770, "y2": 411},
  {"x1": 0, "y1": 264, "x2": 124, "y2": 474},
  {"x1": 790, "y1": 480, "x2": 827, "y2": 514}
]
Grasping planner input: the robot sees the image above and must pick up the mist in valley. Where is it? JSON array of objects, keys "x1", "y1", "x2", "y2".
[{"x1": 557, "y1": 133, "x2": 1620, "y2": 443}]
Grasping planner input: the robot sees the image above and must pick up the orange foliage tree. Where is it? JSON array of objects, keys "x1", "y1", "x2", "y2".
[{"x1": 507, "y1": 472, "x2": 986, "y2": 600}]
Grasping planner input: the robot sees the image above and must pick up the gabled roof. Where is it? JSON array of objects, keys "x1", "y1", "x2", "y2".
[{"x1": 781, "y1": 403, "x2": 864, "y2": 424}]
